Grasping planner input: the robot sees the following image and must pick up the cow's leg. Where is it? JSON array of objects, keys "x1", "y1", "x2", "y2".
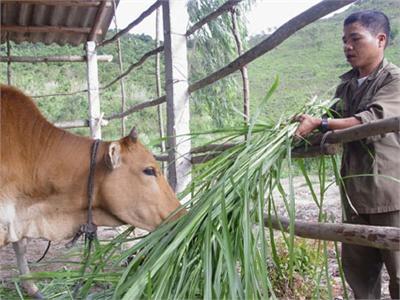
[{"x1": 12, "y1": 239, "x2": 44, "y2": 299}]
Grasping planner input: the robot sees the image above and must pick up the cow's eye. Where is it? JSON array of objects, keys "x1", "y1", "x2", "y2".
[{"x1": 143, "y1": 167, "x2": 157, "y2": 176}]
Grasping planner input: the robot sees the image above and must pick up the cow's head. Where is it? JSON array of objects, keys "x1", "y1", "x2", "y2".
[{"x1": 99, "y1": 127, "x2": 184, "y2": 231}]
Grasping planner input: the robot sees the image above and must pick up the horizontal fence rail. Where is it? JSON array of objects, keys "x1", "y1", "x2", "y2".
[
  {"x1": 54, "y1": 118, "x2": 108, "y2": 129},
  {"x1": 0, "y1": 55, "x2": 113, "y2": 63},
  {"x1": 153, "y1": 117, "x2": 400, "y2": 163},
  {"x1": 265, "y1": 215, "x2": 400, "y2": 251}
]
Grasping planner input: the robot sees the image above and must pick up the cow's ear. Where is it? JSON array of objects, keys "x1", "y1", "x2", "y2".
[
  {"x1": 105, "y1": 142, "x2": 121, "y2": 170},
  {"x1": 129, "y1": 127, "x2": 138, "y2": 143}
]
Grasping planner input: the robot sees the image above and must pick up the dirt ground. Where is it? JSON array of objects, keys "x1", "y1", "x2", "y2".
[
  {"x1": 273, "y1": 176, "x2": 391, "y2": 299},
  {"x1": 0, "y1": 176, "x2": 391, "y2": 299}
]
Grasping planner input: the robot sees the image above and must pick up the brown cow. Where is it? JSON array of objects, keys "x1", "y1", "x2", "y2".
[{"x1": 0, "y1": 85, "x2": 184, "y2": 298}]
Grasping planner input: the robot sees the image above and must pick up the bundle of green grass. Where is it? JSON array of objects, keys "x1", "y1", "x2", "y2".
[{"x1": 25, "y1": 83, "x2": 345, "y2": 299}]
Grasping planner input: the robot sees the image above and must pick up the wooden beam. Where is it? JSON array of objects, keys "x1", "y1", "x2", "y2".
[
  {"x1": 186, "y1": 0, "x2": 241, "y2": 36},
  {"x1": 88, "y1": 0, "x2": 108, "y2": 41},
  {"x1": 191, "y1": 143, "x2": 237, "y2": 154},
  {"x1": 155, "y1": 118, "x2": 400, "y2": 163},
  {"x1": 54, "y1": 120, "x2": 88, "y2": 129},
  {"x1": 154, "y1": 143, "x2": 237, "y2": 163},
  {"x1": 292, "y1": 143, "x2": 342, "y2": 158},
  {"x1": 265, "y1": 215, "x2": 400, "y2": 251},
  {"x1": 189, "y1": 0, "x2": 357, "y2": 94},
  {"x1": 0, "y1": 55, "x2": 113, "y2": 63},
  {"x1": 106, "y1": 95, "x2": 166, "y2": 121},
  {"x1": 98, "y1": 0, "x2": 161, "y2": 48},
  {"x1": 54, "y1": 118, "x2": 108, "y2": 129},
  {"x1": 0, "y1": 1, "x2": 111, "y2": 7},
  {"x1": 1, "y1": 25, "x2": 102, "y2": 35},
  {"x1": 101, "y1": 46, "x2": 163, "y2": 90},
  {"x1": 308, "y1": 116, "x2": 400, "y2": 145}
]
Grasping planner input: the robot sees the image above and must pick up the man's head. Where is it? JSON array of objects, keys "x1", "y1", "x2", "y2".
[{"x1": 342, "y1": 10, "x2": 390, "y2": 76}]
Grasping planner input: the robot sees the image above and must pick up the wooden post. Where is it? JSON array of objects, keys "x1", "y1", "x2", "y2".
[
  {"x1": 155, "y1": 6, "x2": 166, "y2": 173},
  {"x1": 162, "y1": 0, "x2": 191, "y2": 193},
  {"x1": 86, "y1": 41, "x2": 102, "y2": 139},
  {"x1": 6, "y1": 36, "x2": 12, "y2": 85}
]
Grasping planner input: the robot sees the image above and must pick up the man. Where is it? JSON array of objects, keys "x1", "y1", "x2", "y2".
[{"x1": 295, "y1": 10, "x2": 400, "y2": 299}]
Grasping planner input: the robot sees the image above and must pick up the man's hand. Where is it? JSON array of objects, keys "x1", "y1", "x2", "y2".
[{"x1": 294, "y1": 114, "x2": 321, "y2": 137}]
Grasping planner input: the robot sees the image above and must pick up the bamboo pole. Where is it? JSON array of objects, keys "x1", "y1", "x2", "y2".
[
  {"x1": 265, "y1": 215, "x2": 400, "y2": 251},
  {"x1": 230, "y1": 8, "x2": 250, "y2": 123},
  {"x1": 112, "y1": 0, "x2": 127, "y2": 137}
]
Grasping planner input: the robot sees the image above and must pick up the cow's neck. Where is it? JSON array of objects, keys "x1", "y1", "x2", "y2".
[{"x1": 9, "y1": 120, "x2": 122, "y2": 242}]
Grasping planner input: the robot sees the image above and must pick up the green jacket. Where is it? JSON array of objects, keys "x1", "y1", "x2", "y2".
[{"x1": 333, "y1": 59, "x2": 400, "y2": 214}]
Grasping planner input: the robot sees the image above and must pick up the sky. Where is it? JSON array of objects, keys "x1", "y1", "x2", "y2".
[{"x1": 113, "y1": 0, "x2": 353, "y2": 38}]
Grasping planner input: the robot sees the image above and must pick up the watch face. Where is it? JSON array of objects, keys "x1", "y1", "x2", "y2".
[{"x1": 321, "y1": 117, "x2": 329, "y2": 133}]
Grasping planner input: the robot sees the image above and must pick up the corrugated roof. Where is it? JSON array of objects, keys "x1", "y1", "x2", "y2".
[{"x1": 0, "y1": 0, "x2": 118, "y2": 46}]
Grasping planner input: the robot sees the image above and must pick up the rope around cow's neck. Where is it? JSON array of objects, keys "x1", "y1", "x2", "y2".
[
  {"x1": 86, "y1": 138, "x2": 100, "y2": 239},
  {"x1": 66, "y1": 139, "x2": 100, "y2": 248},
  {"x1": 71, "y1": 139, "x2": 101, "y2": 298}
]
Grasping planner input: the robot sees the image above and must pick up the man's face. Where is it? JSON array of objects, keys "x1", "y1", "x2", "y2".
[{"x1": 342, "y1": 22, "x2": 385, "y2": 72}]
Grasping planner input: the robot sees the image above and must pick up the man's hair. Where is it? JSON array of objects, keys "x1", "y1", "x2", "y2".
[{"x1": 344, "y1": 10, "x2": 391, "y2": 47}]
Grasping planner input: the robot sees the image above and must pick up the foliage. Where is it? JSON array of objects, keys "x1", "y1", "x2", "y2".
[
  {"x1": 187, "y1": 0, "x2": 252, "y2": 128},
  {"x1": 12, "y1": 83, "x2": 348, "y2": 299}
]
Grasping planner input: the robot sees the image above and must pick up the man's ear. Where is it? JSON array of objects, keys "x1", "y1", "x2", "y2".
[
  {"x1": 104, "y1": 142, "x2": 121, "y2": 170},
  {"x1": 377, "y1": 33, "x2": 387, "y2": 48}
]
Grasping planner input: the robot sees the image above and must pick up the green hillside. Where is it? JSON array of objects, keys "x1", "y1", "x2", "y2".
[{"x1": 0, "y1": 0, "x2": 399, "y2": 146}]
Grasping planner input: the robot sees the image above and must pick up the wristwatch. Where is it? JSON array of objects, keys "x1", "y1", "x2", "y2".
[{"x1": 320, "y1": 116, "x2": 329, "y2": 133}]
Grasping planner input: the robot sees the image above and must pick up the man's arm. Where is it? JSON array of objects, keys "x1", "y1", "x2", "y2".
[{"x1": 295, "y1": 114, "x2": 361, "y2": 137}]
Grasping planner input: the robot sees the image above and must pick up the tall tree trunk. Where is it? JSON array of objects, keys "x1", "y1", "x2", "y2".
[
  {"x1": 112, "y1": 0, "x2": 127, "y2": 136},
  {"x1": 230, "y1": 8, "x2": 250, "y2": 123}
]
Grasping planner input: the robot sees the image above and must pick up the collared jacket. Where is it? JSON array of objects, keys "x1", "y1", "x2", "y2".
[{"x1": 332, "y1": 59, "x2": 400, "y2": 214}]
